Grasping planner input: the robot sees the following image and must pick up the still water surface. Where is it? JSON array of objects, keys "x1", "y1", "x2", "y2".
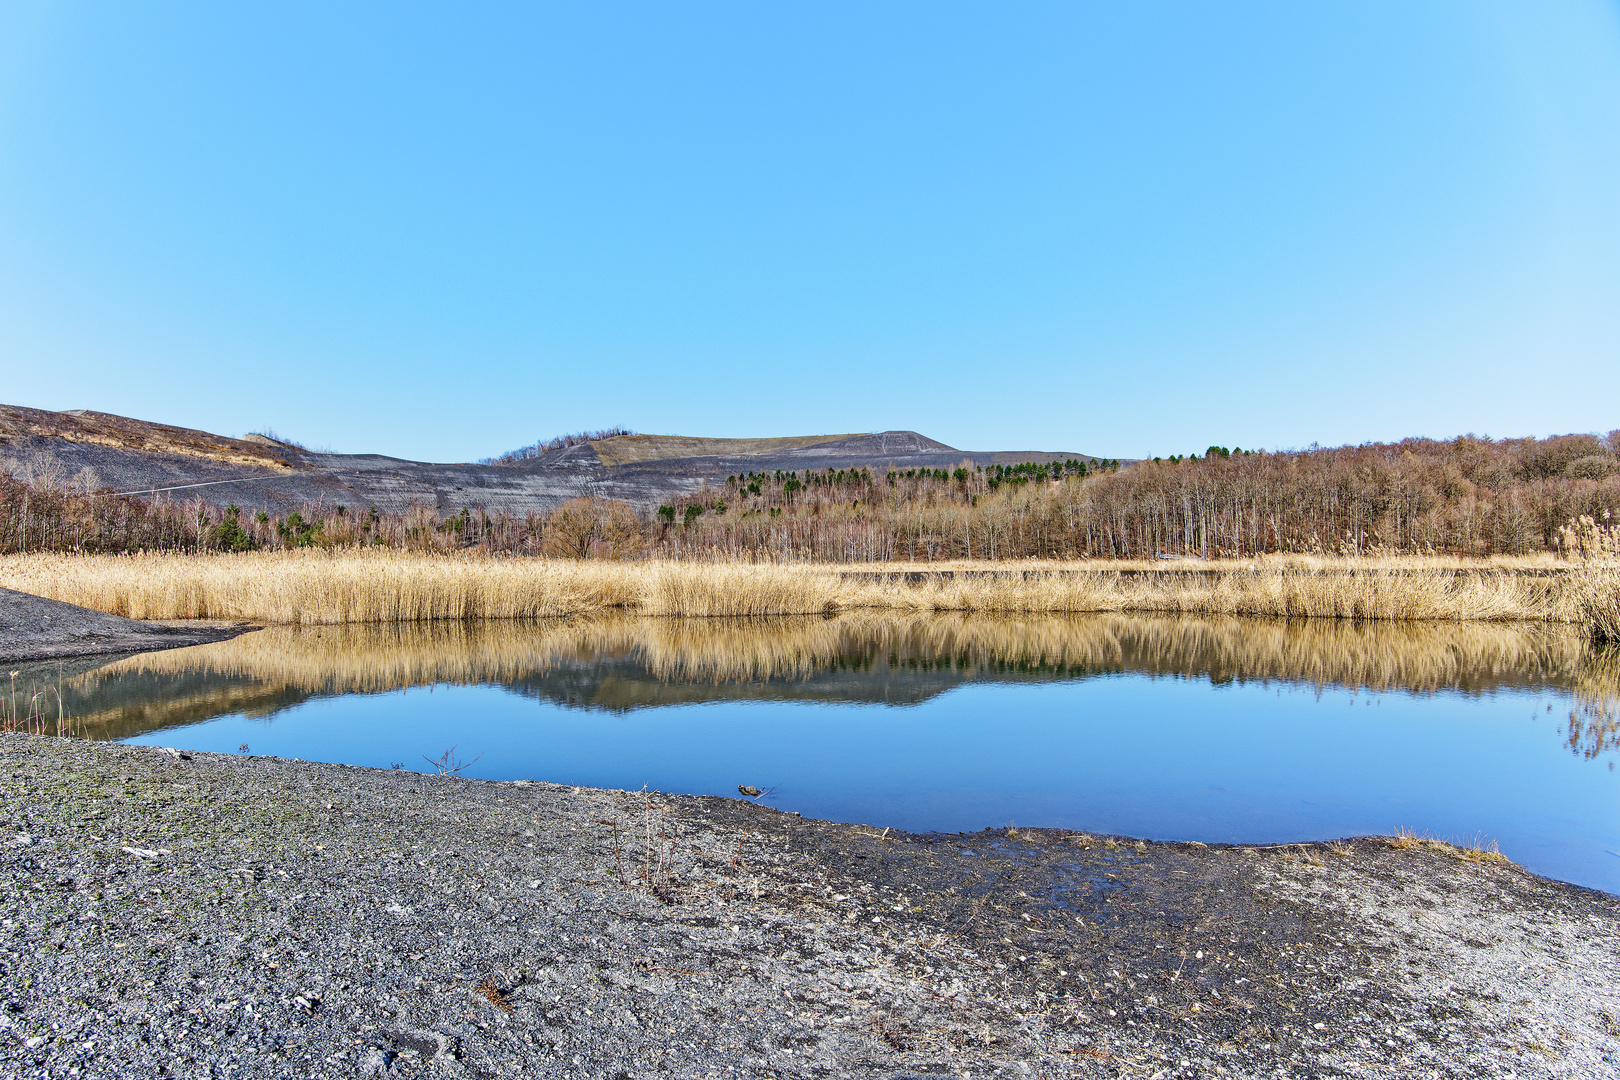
[{"x1": 46, "y1": 613, "x2": 1620, "y2": 892}]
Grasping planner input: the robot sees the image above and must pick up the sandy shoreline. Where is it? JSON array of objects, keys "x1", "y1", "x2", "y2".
[{"x1": 0, "y1": 734, "x2": 1615, "y2": 1078}]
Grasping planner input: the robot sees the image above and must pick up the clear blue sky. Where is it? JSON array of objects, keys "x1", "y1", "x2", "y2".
[{"x1": 2, "y1": 3, "x2": 1617, "y2": 462}]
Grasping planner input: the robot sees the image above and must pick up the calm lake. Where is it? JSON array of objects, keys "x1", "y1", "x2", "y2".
[{"x1": 34, "y1": 612, "x2": 1620, "y2": 893}]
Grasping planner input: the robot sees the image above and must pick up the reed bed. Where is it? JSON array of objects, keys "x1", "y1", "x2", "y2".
[
  {"x1": 1570, "y1": 566, "x2": 1620, "y2": 643},
  {"x1": 0, "y1": 550, "x2": 1597, "y2": 626}
]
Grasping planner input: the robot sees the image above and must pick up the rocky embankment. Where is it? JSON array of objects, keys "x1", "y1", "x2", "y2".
[
  {"x1": 0, "y1": 588, "x2": 254, "y2": 665},
  {"x1": 0, "y1": 734, "x2": 1616, "y2": 1079}
]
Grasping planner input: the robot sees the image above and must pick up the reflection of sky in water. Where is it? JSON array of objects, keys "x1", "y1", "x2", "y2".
[
  {"x1": 65, "y1": 614, "x2": 1619, "y2": 893},
  {"x1": 120, "y1": 678, "x2": 1616, "y2": 893}
]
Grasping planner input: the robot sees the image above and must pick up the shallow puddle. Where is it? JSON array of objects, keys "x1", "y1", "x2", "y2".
[{"x1": 38, "y1": 612, "x2": 1620, "y2": 891}]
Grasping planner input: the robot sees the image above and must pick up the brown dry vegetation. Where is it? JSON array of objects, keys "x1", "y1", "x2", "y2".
[
  {"x1": 0, "y1": 668, "x2": 73, "y2": 737},
  {"x1": 1572, "y1": 565, "x2": 1620, "y2": 643},
  {"x1": 477, "y1": 426, "x2": 634, "y2": 464},
  {"x1": 0, "y1": 549, "x2": 1601, "y2": 626},
  {"x1": 590, "y1": 432, "x2": 861, "y2": 467},
  {"x1": 5, "y1": 430, "x2": 1618, "y2": 561},
  {"x1": 5, "y1": 428, "x2": 1619, "y2": 637},
  {"x1": 666, "y1": 432, "x2": 1620, "y2": 560},
  {"x1": 0, "y1": 404, "x2": 293, "y2": 471}
]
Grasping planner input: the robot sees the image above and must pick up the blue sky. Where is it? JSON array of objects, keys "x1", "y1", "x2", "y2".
[{"x1": 2, "y1": 3, "x2": 1616, "y2": 462}]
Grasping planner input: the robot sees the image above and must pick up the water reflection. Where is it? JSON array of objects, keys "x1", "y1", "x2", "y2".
[
  {"x1": 1571, "y1": 647, "x2": 1620, "y2": 760},
  {"x1": 61, "y1": 613, "x2": 1615, "y2": 748},
  {"x1": 59, "y1": 613, "x2": 1620, "y2": 892}
]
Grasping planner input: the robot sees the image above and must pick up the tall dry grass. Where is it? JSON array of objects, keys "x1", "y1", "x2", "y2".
[
  {"x1": 0, "y1": 550, "x2": 1597, "y2": 626},
  {"x1": 1570, "y1": 566, "x2": 1620, "y2": 643},
  {"x1": 1, "y1": 668, "x2": 74, "y2": 737}
]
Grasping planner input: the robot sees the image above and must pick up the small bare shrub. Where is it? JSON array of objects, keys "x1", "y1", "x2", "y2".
[{"x1": 422, "y1": 745, "x2": 482, "y2": 775}]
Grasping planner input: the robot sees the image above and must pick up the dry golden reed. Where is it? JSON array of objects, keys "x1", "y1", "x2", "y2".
[
  {"x1": 1, "y1": 668, "x2": 75, "y2": 737},
  {"x1": 1570, "y1": 566, "x2": 1620, "y2": 643},
  {"x1": 0, "y1": 550, "x2": 1593, "y2": 626}
]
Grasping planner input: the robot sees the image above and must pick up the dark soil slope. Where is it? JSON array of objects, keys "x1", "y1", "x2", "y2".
[{"x1": 2, "y1": 405, "x2": 1099, "y2": 515}]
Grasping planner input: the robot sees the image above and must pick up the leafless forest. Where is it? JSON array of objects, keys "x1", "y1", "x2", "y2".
[{"x1": 3, "y1": 432, "x2": 1617, "y2": 561}]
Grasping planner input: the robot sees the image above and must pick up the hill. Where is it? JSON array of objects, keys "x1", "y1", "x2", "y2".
[{"x1": 0, "y1": 404, "x2": 1099, "y2": 515}]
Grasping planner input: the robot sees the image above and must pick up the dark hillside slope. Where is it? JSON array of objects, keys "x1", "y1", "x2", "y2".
[{"x1": 1, "y1": 405, "x2": 1097, "y2": 515}]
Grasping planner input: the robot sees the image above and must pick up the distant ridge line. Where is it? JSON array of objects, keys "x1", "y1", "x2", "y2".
[{"x1": 1, "y1": 404, "x2": 1104, "y2": 515}]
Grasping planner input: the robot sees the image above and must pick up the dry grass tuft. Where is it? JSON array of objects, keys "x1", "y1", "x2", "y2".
[
  {"x1": 1387, "y1": 828, "x2": 1511, "y2": 866},
  {"x1": 1387, "y1": 828, "x2": 1424, "y2": 852},
  {"x1": 475, "y1": 979, "x2": 513, "y2": 1014},
  {"x1": 1454, "y1": 837, "x2": 1512, "y2": 867}
]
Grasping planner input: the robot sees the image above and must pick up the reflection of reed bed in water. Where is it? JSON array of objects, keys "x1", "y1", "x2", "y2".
[
  {"x1": 638, "y1": 614, "x2": 1595, "y2": 695},
  {"x1": 96, "y1": 620, "x2": 593, "y2": 694},
  {"x1": 1022, "y1": 615, "x2": 1590, "y2": 695},
  {"x1": 80, "y1": 616, "x2": 886, "y2": 696},
  {"x1": 1569, "y1": 646, "x2": 1620, "y2": 760},
  {"x1": 62, "y1": 621, "x2": 585, "y2": 739},
  {"x1": 0, "y1": 551, "x2": 1595, "y2": 624},
  {"x1": 1571, "y1": 566, "x2": 1620, "y2": 643},
  {"x1": 81, "y1": 611, "x2": 1592, "y2": 697}
]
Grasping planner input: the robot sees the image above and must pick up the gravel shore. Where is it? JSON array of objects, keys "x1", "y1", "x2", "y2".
[
  {"x1": 0, "y1": 588, "x2": 254, "y2": 665},
  {"x1": 0, "y1": 733, "x2": 1616, "y2": 1078}
]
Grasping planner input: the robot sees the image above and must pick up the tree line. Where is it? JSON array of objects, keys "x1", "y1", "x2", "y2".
[{"x1": 2, "y1": 432, "x2": 1616, "y2": 560}]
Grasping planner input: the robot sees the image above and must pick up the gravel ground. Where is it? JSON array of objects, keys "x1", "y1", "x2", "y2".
[
  {"x1": 0, "y1": 733, "x2": 1616, "y2": 1079},
  {"x1": 0, "y1": 589, "x2": 253, "y2": 665}
]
